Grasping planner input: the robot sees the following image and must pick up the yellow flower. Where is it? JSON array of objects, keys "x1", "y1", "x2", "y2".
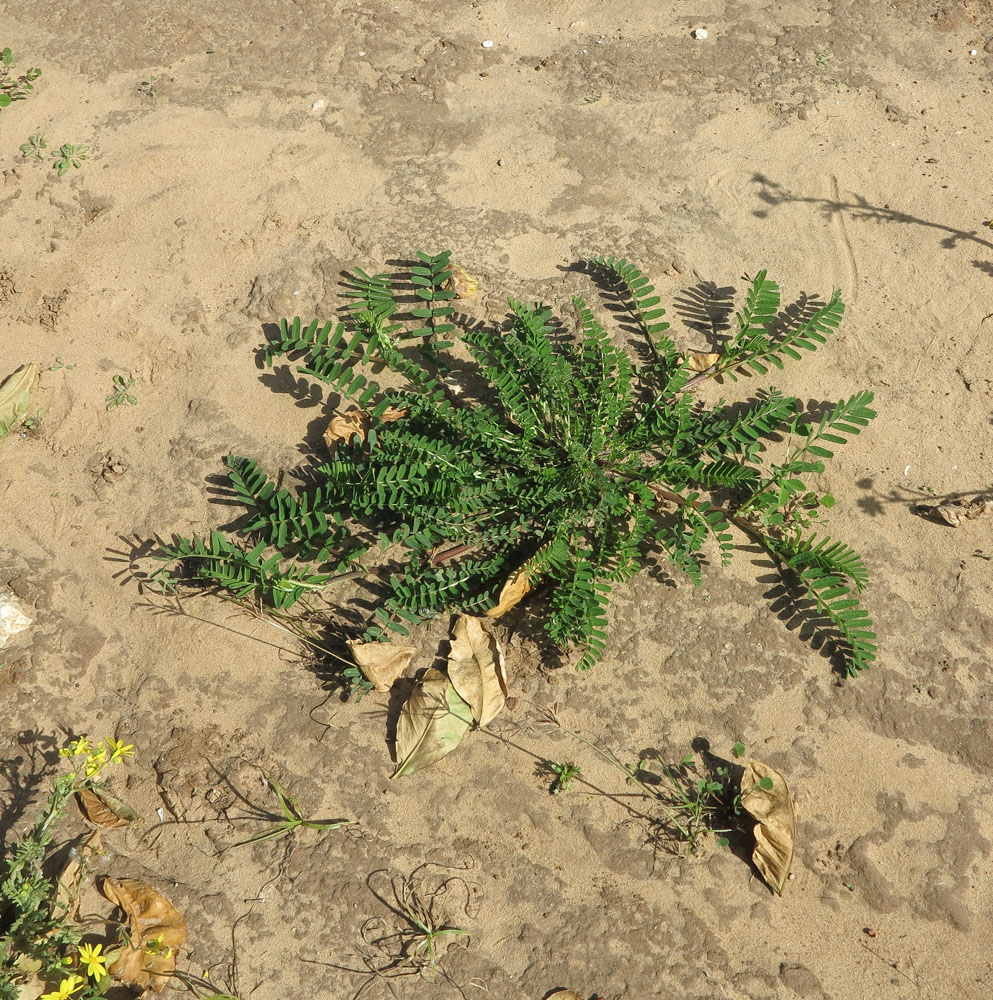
[
  {"x1": 83, "y1": 748, "x2": 107, "y2": 778},
  {"x1": 40, "y1": 975, "x2": 84, "y2": 1000},
  {"x1": 103, "y1": 736, "x2": 135, "y2": 764},
  {"x1": 77, "y1": 942, "x2": 108, "y2": 982},
  {"x1": 59, "y1": 737, "x2": 92, "y2": 759}
]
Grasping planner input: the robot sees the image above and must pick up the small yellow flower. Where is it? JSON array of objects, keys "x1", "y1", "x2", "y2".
[
  {"x1": 103, "y1": 736, "x2": 135, "y2": 764},
  {"x1": 78, "y1": 942, "x2": 108, "y2": 982},
  {"x1": 83, "y1": 748, "x2": 107, "y2": 778},
  {"x1": 40, "y1": 975, "x2": 84, "y2": 1000},
  {"x1": 60, "y1": 737, "x2": 92, "y2": 759}
]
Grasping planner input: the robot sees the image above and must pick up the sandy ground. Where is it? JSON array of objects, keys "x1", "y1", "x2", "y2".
[{"x1": 2, "y1": 1, "x2": 993, "y2": 998}]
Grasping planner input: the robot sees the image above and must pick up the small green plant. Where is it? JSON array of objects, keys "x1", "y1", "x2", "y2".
[
  {"x1": 138, "y1": 75, "x2": 159, "y2": 97},
  {"x1": 52, "y1": 144, "x2": 88, "y2": 177},
  {"x1": 815, "y1": 49, "x2": 833, "y2": 67},
  {"x1": 219, "y1": 773, "x2": 349, "y2": 853},
  {"x1": 0, "y1": 48, "x2": 42, "y2": 112},
  {"x1": 105, "y1": 374, "x2": 136, "y2": 411},
  {"x1": 18, "y1": 134, "x2": 47, "y2": 160},
  {"x1": 0, "y1": 736, "x2": 134, "y2": 1000},
  {"x1": 546, "y1": 761, "x2": 582, "y2": 795},
  {"x1": 153, "y1": 252, "x2": 876, "y2": 677},
  {"x1": 20, "y1": 409, "x2": 44, "y2": 431},
  {"x1": 48, "y1": 357, "x2": 74, "y2": 372}
]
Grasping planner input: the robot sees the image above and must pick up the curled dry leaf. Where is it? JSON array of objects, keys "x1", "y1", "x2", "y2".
[
  {"x1": 544, "y1": 993, "x2": 586, "y2": 1000},
  {"x1": 0, "y1": 363, "x2": 39, "y2": 442},
  {"x1": 323, "y1": 407, "x2": 371, "y2": 455},
  {"x1": 381, "y1": 405, "x2": 409, "y2": 423},
  {"x1": 77, "y1": 787, "x2": 138, "y2": 829},
  {"x1": 0, "y1": 586, "x2": 32, "y2": 650},
  {"x1": 442, "y1": 263, "x2": 479, "y2": 299},
  {"x1": 391, "y1": 668, "x2": 472, "y2": 778},
  {"x1": 686, "y1": 351, "x2": 721, "y2": 373},
  {"x1": 101, "y1": 877, "x2": 187, "y2": 992},
  {"x1": 347, "y1": 639, "x2": 416, "y2": 692},
  {"x1": 447, "y1": 615, "x2": 508, "y2": 727},
  {"x1": 740, "y1": 759, "x2": 795, "y2": 896},
  {"x1": 485, "y1": 565, "x2": 532, "y2": 618},
  {"x1": 926, "y1": 497, "x2": 993, "y2": 527}
]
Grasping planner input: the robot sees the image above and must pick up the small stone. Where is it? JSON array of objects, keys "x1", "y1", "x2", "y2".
[
  {"x1": 692, "y1": 27, "x2": 708, "y2": 39},
  {"x1": 482, "y1": 39, "x2": 494, "y2": 48},
  {"x1": 496, "y1": 158, "x2": 504, "y2": 166},
  {"x1": 969, "y1": 49, "x2": 978, "y2": 56}
]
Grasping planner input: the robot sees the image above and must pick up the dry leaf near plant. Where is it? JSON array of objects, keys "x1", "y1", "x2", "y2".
[
  {"x1": 485, "y1": 565, "x2": 532, "y2": 618},
  {"x1": 740, "y1": 759, "x2": 795, "y2": 896},
  {"x1": 686, "y1": 350, "x2": 721, "y2": 372},
  {"x1": 447, "y1": 616, "x2": 508, "y2": 726},
  {"x1": 392, "y1": 668, "x2": 473, "y2": 778},
  {"x1": 923, "y1": 497, "x2": 993, "y2": 527},
  {"x1": 442, "y1": 262, "x2": 479, "y2": 299},
  {"x1": 323, "y1": 407, "x2": 372, "y2": 455},
  {"x1": 77, "y1": 787, "x2": 138, "y2": 828},
  {"x1": 347, "y1": 639, "x2": 417, "y2": 692},
  {"x1": 0, "y1": 362, "x2": 39, "y2": 441},
  {"x1": 100, "y1": 877, "x2": 187, "y2": 992}
]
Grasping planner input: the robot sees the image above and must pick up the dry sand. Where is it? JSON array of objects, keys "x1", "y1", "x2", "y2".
[{"x1": 2, "y1": 2, "x2": 993, "y2": 998}]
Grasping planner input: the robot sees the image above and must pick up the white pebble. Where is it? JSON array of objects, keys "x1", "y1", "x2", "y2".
[
  {"x1": 482, "y1": 39, "x2": 494, "y2": 48},
  {"x1": 311, "y1": 99, "x2": 325, "y2": 111},
  {"x1": 904, "y1": 465, "x2": 911, "y2": 477},
  {"x1": 692, "y1": 27, "x2": 708, "y2": 39},
  {"x1": 970, "y1": 49, "x2": 978, "y2": 56}
]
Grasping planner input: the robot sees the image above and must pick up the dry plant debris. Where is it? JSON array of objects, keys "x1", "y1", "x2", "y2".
[
  {"x1": 100, "y1": 878, "x2": 187, "y2": 992},
  {"x1": 76, "y1": 788, "x2": 138, "y2": 829},
  {"x1": 740, "y1": 759, "x2": 796, "y2": 896},
  {"x1": 446, "y1": 615, "x2": 508, "y2": 726},
  {"x1": 484, "y1": 564, "x2": 532, "y2": 618},
  {"x1": 347, "y1": 639, "x2": 417, "y2": 692},
  {"x1": 0, "y1": 363, "x2": 38, "y2": 441},
  {"x1": 923, "y1": 497, "x2": 993, "y2": 526}
]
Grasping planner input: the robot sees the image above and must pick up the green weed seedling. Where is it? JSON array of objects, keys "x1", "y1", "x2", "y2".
[
  {"x1": 105, "y1": 374, "x2": 137, "y2": 411},
  {"x1": 547, "y1": 761, "x2": 582, "y2": 795},
  {"x1": 19, "y1": 134, "x2": 47, "y2": 160},
  {"x1": 0, "y1": 47, "x2": 42, "y2": 112},
  {"x1": 219, "y1": 773, "x2": 349, "y2": 853},
  {"x1": 153, "y1": 251, "x2": 877, "y2": 678},
  {"x1": 48, "y1": 357, "x2": 75, "y2": 372},
  {"x1": 52, "y1": 143, "x2": 89, "y2": 177}
]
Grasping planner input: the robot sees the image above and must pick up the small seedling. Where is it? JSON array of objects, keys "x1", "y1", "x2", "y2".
[
  {"x1": 0, "y1": 47, "x2": 42, "y2": 112},
  {"x1": 19, "y1": 133, "x2": 47, "y2": 159},
  {"x1": 52, "y1": 143, "x2": 89, "y2": 177},
  {"x1": 219, "y1": 773, "x2": 349, "y2": 853},
  {"x1": 974, "y1": 549, "x2": 993, "y2": 561},
  {"x1": 20, "y1": 408, "x2": 44, "y2": 431},
  {"x1": 547, "y1": 761, "x2": 582, "y2": 795},
  {"x1": 815, "y1": 49, "x2": 833, "y2": 67},
  {"x1": 105, "y1": 374, "x2": 137, "y2": 411},
  {"x1": 48, "y1": 356, "x2": 75, "y2": 371},
  {"x1": 583, "y1": 92, "x2": 602, "y2": 103},
  {"x1": 138, "y1": 75, "x2": 158, "y2": 97},
  {"x1": 341, "y1": 664, "x2": 375, "y2": 702}
]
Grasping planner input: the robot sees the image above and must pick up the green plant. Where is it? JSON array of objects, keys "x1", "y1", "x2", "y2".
[
  {"x1": 105, "y1": 374, "x2": 136, "y2": 411},
  {"x1": 0, "y1": 737, "x2": 134, "y2": 1000},
  {"x1": 18, "y1": 134, "x2": 47, "y2": 160},
  {"x1": 138, "y1": 75, "x2": 158, "y2": 97},
  {"x1": 546, "y1": 761, "x2": 582, "y2": 795},
  {"x1": 52, "y1": 144, "x2": 88, "y2": 178},
  {"x1": 153, "y1": 251, "x2": 876, "y2": 676},
  {"x1": 48, "y1": 357, "x2": 74, "y2": 372},
  {"x1": 20, "y1": 409, "x2": 44, "y2": 431},
  {"x1": 0, "y1": 48, "x2": 42, "y2": 113},
  {"x1": 219, "y1": 773, "x2": 349, "y2": 853}
]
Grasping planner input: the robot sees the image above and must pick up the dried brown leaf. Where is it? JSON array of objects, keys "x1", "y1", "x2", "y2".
[
  {"x1": 347, "y1": 639, "x2": 416, "y2": 692},
  {"x1": 740, "y1": 759, "x2": 795, "y2": 896},
  {"x1": 447, "y1": 615, "x2": 508, "y2": 727},
  {"x1": 930, "y1": 498, "x2": 993, "y2": 526},
  {"x1": 442, "y1": 263, "x2": 479, "y2": 299},
  {"x1": 77, "y1": 787, "x2": 138, "y2": 828},
  {"x1": 101, "y1": 877, "x2": 187, "y2": 992},
  {"x1": 686, "y1": 351, "x2": 721, "y2": 373},
  {"x1": 381, "y1": 405, "x2": 409, "y2": 423},
  {"x1": 544, "y1": 992, "x2": 586, "y2": 1000},
  {"x1": 485, "y1": 566, "x2": 532, "y2": 618},
  {"x1": 322, "y1": 408, "x2": 371, "y2": 455},
  {"x1": 391, "y1": 668, "x2": 473, "y2": 778},
  {"x1": 0, "y1": 363, "x2": 39, "y2": 442}
]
